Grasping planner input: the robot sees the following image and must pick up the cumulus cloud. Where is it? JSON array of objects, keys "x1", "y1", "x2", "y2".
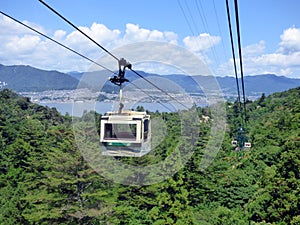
[
  {"x1": 253, "y1": 52, "x2": 300, "y2": 67},
  {"x1": 124, "y1": 23, "x2": 178, "y2": 44},
  {"x1": 0, "y1": 14, "x2": 181, "y2": 72},
  {"x1": 53, "y1": 30, "x2": 66, "y2": 40},
  {"x1": 2, "y1": 13, "x2": 300, "y2": 78},
  {"x1": 183, "y1": 33, "x2": 221, "y2": 52},
  {"x1": 62, "y1": 23, "x2": 121, "y2": 58},
  {"x1": 5, "y1": 35, "x2": 40, "y2": 53},
  {"x1": 98, "y1": 41, "x2": 211, "y2": 76},
  {"x1": 0, "y1": 15, "x2": 31, "y2": 35},
  {"x1": 243, "y1": 41, "x2": 265, "y2": 56},
  {"x1": 278, "y1": 27, "x2": 300, "y2": 54},
  {"x1": 217, "y1": 27, "x2": 300, "y2": 78},
  {"x1": 250, "y1": 27, "x2": 300, "y2": 77}
]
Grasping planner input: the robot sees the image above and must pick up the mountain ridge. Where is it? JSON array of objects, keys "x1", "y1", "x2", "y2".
[
  {"x1": 0, "y1": 64, "x2": 79, "y2": 92},
  {"x1": 1, "y1": 64, "x2": 299, "y2": 98}
]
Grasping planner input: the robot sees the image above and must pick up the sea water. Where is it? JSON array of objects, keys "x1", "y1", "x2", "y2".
[{"x1": 40, "y1": 101, "x2": 185, "y2": 117}]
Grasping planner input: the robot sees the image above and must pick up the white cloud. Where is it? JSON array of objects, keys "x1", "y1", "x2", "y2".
[
  {"x1": 63, "y1": 23, "x2": 121, "y2": 57},
  {"x1": 124, "y1": 23, "x2": 178, "y2": 44},
  {"x1": 278, "y1": 27, "x2": 300, "y2": 54},
  {"x1": 0, "y1": 15, "x2": 182, "y2": 72},
  {"x1": 183, "y1": 33, "x2": 221, "y2": 52},
  {"x1": 217, "y1": 27, "x2": 300, "y2": 78},
  {"x1": 7, "y1": 35, "x2": 41, "y2": 56},
  {"x1": 243, "y1": 41, "x2": 265, "y2": 56},
  {"x1": 1, "y1": 13, "x2": 300, "y2": 78},
  {"x1": 98, "y1": 41, "x2": 211, "y2": 76},
  {"x1": 53, "y1": 29, "x2": 66, "y2": 40},
  {"x1": 253, "y1": 52, "x2": 300, "y2": 67},
  {"x1": 0, "y1": 15, "x2": 30, "y2": 35}
]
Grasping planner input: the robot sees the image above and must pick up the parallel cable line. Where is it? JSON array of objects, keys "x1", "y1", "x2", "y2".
[
  {"x1": 184, "y1": 0, "x2": 200, "y2": 34},
  {"x1": 179, "y1": 0, "x2": 220, "y2": 73},
  {"x1": 212, "y1": 0, "x2": 229, "y2": 62},
  {"x1": 195, "y1": 0, "x2": 209, "y2": 33},
  {"x1": 195, "y1": 0, "x2": 220, "y2": 65},
  {"x1": 225, "y1": 0, "x2": 242, "y2": 110},
  {"x1": 177, "y1": 0, "x2": 196, "y2": 36},
  {"x1": 233, "y1": 0, "x2": 247, "y2": 120}
]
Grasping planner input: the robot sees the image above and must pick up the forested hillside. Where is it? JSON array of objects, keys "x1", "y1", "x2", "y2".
[
  {"x1": 0, "y1": 64, "x2": 79, "y2": 91},
  {"x1": 0, "y1": 87, "x2": 299, "y2": 224}
]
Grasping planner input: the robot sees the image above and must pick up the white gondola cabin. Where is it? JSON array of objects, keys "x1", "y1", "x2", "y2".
[
  {"x1": 244, "y1": 142, "x2": 251, "y2": 148},
  {"x1": 100, "y1": 110, "x2": 151, "y2": 157},
  {"x1": 231, "y1": 140, "x2": 238, "y2": 147}
]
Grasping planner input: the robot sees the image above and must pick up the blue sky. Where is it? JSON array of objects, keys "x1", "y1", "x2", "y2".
[{"x1": 1, "y1": 0, "x2": 300, "y2": 78}]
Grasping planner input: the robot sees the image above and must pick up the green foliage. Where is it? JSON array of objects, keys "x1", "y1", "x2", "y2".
[{"x1": 0, "y1": 87, "x2": 299, "y2": 224}]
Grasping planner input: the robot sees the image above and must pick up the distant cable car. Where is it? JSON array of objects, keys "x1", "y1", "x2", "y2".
[
  {"x1": 244, "y1": 142, "x2": 251, "y2": 148},
  {"x1": 100, "y1": 110, "x2": 151, "y2": 157},
  {"x1": 231, "y1": 127, "x2": 251, "y2": 151},
  {"x1": 231, "y1": 140, "x2": 238, "y2": 147}
]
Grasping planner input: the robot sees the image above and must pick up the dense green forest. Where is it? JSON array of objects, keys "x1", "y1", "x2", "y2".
[{"x1": 0, "y1": 87, "x2": 299, "y2": 224}]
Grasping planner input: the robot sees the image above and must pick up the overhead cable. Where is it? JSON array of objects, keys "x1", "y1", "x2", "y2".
[
  {"x1": 38, "y1": 0, "x2": 120, "y2": 62},
  {"x1": 0, "y1": 11, "x2": 116, "y2": 75},
  {"x1": 39, "y1": 0, "x2": 190, "y2": 110},
  {"x1": 225, "y1": 0, "x2": 242, "y2": 110},
  {"x1": 177, "y1": 0, "x2": 195, "y2": 36},
  {"x1": 212, "y1": 0, "x2": 229, "y2": 61},
  {"x1": 1, "y1": 11, "x2": 181, "y2": 113},
  {"x1": 233, "y1": 0, "x2": 247, "y2": 120},
  {"x1": 128, "y1": 81, "x2": 174, "y2": 112},
  {"x1": 130, "y1": 69, "x2": 189, "y2": 110}
]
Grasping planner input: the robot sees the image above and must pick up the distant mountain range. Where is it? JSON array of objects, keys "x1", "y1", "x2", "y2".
[
  {"x1": 1, "y1": 64, "x2": 299, "y2": 99},
  {"x1": 0, "y1": 64, "x2": 78, "y2": 92}
]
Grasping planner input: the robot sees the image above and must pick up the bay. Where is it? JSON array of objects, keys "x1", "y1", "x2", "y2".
[{"x1": 40, "y1": 101, "x2": 186, "y2": 117}]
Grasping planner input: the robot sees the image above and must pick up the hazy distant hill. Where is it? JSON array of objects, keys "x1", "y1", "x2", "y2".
[
  {"x1": 0, "y1": 64, "x2": 79, "y2": 92},
  {"x1": 1, "y1": 64, "x2": 299, "y2": 98},
  {"x1": 69, "y1": 69, "x2": 300, "y2": 98},
  {"x1": 164, "y1": 74, "x2": 300, "y2": 97},
  {"x1": 216, "y1": 74, "x2": 300, "y2": 97}
]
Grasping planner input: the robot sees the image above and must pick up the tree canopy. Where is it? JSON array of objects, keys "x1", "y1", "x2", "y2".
[{"x1": 0, "y1": 87, "x2": 299, "y2": 224}]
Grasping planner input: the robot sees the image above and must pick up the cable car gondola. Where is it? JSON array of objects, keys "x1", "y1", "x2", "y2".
[
  {"x1": 99, "y1": 58, "x2": 152, "y2": 157},
  {"x1": 231, "y1": 127, "x2": 251, "y2": 151},
  {"x1": 100, "y1": 110, "x2": 151, "y2": 157}
]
